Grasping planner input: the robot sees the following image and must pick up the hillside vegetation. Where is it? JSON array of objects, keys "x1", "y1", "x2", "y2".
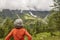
[{"x1": 0, "y1": 12, "x2": 60, "y2": 40}]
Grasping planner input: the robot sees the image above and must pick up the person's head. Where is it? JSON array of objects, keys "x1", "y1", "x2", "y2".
[{"x1": 14, "y1": 19, "x2": 23, "y2": 29}]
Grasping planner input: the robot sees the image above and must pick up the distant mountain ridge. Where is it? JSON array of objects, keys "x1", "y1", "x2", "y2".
[{"x1": 0, "y1": 9, "x2": 50, "y2": 19}]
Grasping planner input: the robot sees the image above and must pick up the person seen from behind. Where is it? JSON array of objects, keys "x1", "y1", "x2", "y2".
[{"x1": 5, "y1": 19, "x2": 32, "y2": 40}]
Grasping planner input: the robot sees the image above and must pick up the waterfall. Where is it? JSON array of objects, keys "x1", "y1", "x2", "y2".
[
  {"x1": 21, "y1": 10, "x2": 23, "y2": 13},
  {"x1": 29, "y1": 11, "x2": 37, "y2": 17}
]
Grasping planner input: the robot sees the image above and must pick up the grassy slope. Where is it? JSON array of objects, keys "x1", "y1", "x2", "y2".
[{"x1": 33, "y1": 31, "x2": 60, "y2": 40}]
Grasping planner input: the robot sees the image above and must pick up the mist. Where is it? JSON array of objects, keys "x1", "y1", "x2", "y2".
[{"x1": 0, "y1": 0, "x2": 53, "y2": 11}]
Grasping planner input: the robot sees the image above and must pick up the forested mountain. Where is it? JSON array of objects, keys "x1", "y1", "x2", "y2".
[{"x1": 0, "y1": 9, "x2": 50, "y2": 19}]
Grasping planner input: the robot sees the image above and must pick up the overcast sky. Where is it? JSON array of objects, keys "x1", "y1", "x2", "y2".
[{"x1": 0, "y1": 0, "x2": 53, "y2": 11}]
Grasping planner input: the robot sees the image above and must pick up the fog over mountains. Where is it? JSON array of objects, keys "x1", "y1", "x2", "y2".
[{"x1": 0, "y1": 0, "x2": 53, "y2": 11}]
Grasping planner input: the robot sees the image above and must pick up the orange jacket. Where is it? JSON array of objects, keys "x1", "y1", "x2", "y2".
[{"x1": 5, "y1": 28, "x2": 32, "y2": 40}]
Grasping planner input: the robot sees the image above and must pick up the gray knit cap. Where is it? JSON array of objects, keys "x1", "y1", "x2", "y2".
[{"x1": 14, "y1": 19, "x2": 23, "y2": 27}]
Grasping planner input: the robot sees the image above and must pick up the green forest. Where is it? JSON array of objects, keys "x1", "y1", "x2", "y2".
[{"x1": 0, "y1": 0, "x2": 60, "y2": 40}]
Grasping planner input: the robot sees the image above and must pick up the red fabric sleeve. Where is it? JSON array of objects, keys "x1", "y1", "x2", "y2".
[
  {"x1": 5, "y1": 29, "x2": 13, "y2": 40},
  {"x1": 24, "y1": 29, "x2": 32, "y2": 40}
]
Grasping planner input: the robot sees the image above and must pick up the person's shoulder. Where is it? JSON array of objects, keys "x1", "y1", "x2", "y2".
[
  {"x1": 21, "y1": 28, "x2": 27, "y2": 31},
  {"x1": 11, "y1": 28, "x2": 16, "y2": 31}
]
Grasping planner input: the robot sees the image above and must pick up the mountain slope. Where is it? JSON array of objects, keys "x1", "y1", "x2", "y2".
[{"x1": 0, "y1": 9, "x2": 50, "y2": 19}]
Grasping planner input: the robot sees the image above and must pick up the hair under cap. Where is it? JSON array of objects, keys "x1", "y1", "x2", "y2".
[{"x1": 14, "y1": 19, "x2": 23, "y2": 27}]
